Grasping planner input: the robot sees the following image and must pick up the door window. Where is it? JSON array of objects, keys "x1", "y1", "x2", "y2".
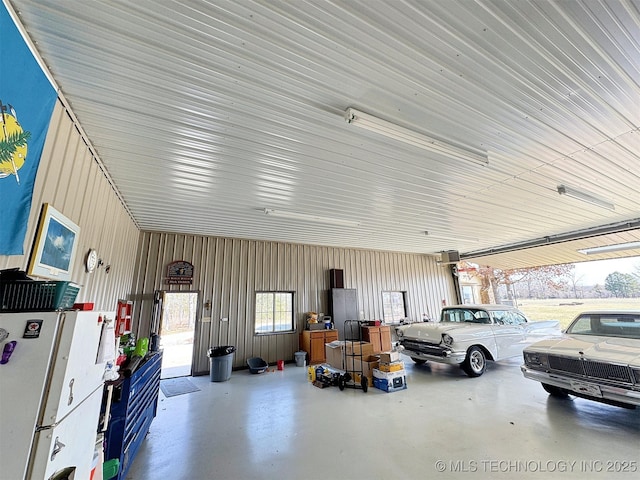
[{"x1": 382, "y1": 291, "x2": 407, "y2": 323}]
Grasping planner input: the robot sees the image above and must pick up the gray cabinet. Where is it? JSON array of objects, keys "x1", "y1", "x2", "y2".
[{"x1": 329, "y1": 288, "x2": 359, "y2": 340}]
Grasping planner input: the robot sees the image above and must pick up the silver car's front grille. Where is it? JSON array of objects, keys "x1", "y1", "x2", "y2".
[
  {"x1": 583, "y1": 361, "x2": 632, "y2": 383},
  {"x1": 548, "y1": 355, "x2": 634, "y2": 385},
  {"x1": 548, "y1": 356, "x2": 583, "y2": 375}
]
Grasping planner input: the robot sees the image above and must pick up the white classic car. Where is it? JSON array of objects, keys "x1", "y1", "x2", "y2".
[
  {"x1": 396, "y1": 304, "x2": 561, "y2": 377},
  {"x1": 521, "y1": 311, "x2": 640, "y2": 409}
]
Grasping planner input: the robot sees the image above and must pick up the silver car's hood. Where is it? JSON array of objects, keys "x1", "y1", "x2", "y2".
[
  {"x1": 398, "y1": 322, "x2": 489, "y2": 342},
  {"x1": 526, "y1": 335, "x2": 640, "y2": 366}
]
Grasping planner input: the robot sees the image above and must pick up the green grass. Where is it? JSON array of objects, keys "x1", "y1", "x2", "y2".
[{"x1": 516, "y1": 298, "x2": 640, "y2": 329}]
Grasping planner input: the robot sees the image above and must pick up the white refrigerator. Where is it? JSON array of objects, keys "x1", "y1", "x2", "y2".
[{"x1": 0, "y1": 310, "x2": 108, "y2": 480}]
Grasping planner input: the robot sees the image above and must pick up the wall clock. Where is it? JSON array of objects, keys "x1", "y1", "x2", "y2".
[{"x1": 85, "y1": 249, "x2": 98, "y2": 273}]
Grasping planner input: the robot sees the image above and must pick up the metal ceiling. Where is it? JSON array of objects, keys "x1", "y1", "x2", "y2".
[{"x1": 8, "y1": 0, "x2": 640, "y2": 269}]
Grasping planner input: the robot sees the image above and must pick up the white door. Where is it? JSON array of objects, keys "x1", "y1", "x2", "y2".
[
  {"x1": 30, "y1": 386, "x2": 103, "y2": 480},
  {"x1": 159, "y1": 291, "x2": 198, "y2": 378},
  {"x1": 0, "y1": 312, "x2": 60, "y2": 479},
  {"x1": 490, "y1": 310, "x2": 526, "y2": 359},
  {"x1": 41, "y1": 311, "x2": 107, "y2": 425}
]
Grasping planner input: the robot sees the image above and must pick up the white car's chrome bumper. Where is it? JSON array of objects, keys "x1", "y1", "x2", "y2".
[
  {"x1": 409, "y1": 352, "x2": 467, "y2": 365},
  {"x1": 521, "y1": 365, "x2": 640, "y2": 407},
  {"x1": 400, "y1": 340, "x2": 467, "y2": 365}
]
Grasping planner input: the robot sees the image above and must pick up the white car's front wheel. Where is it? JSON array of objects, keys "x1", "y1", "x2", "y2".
[{"x1": 462, "y1": 346, "x2": 486, "y2": 377}]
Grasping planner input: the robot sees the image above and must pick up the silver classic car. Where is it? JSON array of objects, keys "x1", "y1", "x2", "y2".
[
  {"x1": 396, "y1": 304, "x2": 561, "y2": 377},
  {"x1": 521, "y1": 311, "x2": 640, "y2": 409}
]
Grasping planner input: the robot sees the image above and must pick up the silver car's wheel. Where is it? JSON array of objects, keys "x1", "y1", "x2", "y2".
[
  {"x1": 542, "y1": 383, "x2": 569, "y2": 398},
  {"x1": 462, "y1": 346, "x2": 486, "y2": 377},
  {"x1": 411, "y1": 357, "x2": 427, "y2": 365}
]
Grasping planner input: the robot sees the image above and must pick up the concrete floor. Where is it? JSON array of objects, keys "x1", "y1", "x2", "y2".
[{"x1": 126, "y1": 355, "x2": 640, "y2": 480}]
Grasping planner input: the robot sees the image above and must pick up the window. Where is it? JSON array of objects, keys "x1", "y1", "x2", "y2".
[
  {"x1": 511, "y1": 312, "x2": 527, "y2": 325},
  {"x1": 255, "y1": 292, "x2": 294, "y2": 334},
  {"x1": 382, "y1": 291, "x2": 407, "y2": 323},
  {"x1": 568, "y1": 314, "x2": 640, "y2": 338},
  {"x1": 461, "y1": 285, "x2": 475, "y2": 304},
  {"x1": 442, "y1": 308, "x2": 490, "y2": 324},
  {"x1": 493, "y1": 311, "x2": 527, "y2": 326},
  {"x1": 566, "y1": 315, "x2": 594, "y2": 334},
  {"x1": 492, "y1": 310, "x2": 508, "y2": 325}
]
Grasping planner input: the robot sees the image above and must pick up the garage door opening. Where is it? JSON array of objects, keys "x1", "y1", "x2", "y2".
[{"x1": 159, "y1": 291, "x2": 198, "y2": 379}]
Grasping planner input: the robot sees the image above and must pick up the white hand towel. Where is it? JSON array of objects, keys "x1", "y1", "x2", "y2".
[{"x1": 96, "y1": 319, "x2": 116, "y2": 364}]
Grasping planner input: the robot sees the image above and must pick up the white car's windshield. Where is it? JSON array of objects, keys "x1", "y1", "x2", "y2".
[
  {"x1": 566, "y1": 313, "x2": 640, "y2": 339},
  {"x1": 441, "y1": 308, "x2": 491, "y2": 324}
]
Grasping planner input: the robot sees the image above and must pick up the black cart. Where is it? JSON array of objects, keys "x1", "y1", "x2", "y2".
[{"x1": 340, "y1": 319, "x2": 368, "y2": 392}]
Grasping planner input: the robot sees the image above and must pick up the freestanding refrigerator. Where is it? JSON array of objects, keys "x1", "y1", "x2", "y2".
[{"x1": 0, "y1": 310, "x2": 108, "y2": 480}]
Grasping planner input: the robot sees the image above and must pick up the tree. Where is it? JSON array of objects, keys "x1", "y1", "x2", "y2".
[
  {"x1": 567, "y1": 270, "x2": 585, "y2": 298},
  {"x1": 592, "y1": 284, "x2": 605, "y2": 298},
  {"x1": 470, "y1": 263, "x2": 574, "y2": 304},
  {"x1": 604, "y1": 272, "x2": 639, "y2": 298},
  {"x1": 504, "y1": 264, "x2": 573, "y2": 300},
  {"x1": 634, "y1": 263, "x2": 640, "y2": 281}
]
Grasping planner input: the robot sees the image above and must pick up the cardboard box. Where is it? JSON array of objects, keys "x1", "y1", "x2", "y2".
[
  {"x1": 378, "y1": 360, "x2": 404, "y2": 373},
  {"x1": 350, "y1": 372, "x2": 369, "y2": 387},
  {"x1": 346, "y1": 354, "x2": 379, "y2": 386},
  {"x1": 373, "y1": 375, "x2": 407, "y2": 393},
  {"x1": 373, "y1": 369, "x2": 407, "y2": 392},
  {"x1": 379, "y1": 351, "x2": 401, "y2": 363},
  {"x1": 373, "y1": 368, "x2": 406, "y2": 380},
  {"x1": 325, "y1": 341, "x2": 375, "y2": 371},
  {"x1": 324, "y1": 340, "x2": 378, "y2": 376},
  {"x1": 325, "y1": 341, "x2": 345, "y2": 370},
  {"x1": 345, "y1": 341, "x2": 374, "y2": 357}
]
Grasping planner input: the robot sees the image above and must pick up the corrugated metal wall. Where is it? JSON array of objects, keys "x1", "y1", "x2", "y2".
[
  {"x1": 133, "y1": 232, "x2": 456, "y2": 374},
  {"x1": 0, "y1": 101, "x2": 140, "y2": 311}
]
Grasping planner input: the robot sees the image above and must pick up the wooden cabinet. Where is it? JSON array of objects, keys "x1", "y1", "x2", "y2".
[
  {"x1": 300, "y1": 329, "x2": 338, "y2": 364},
  {"x1": 361, "y1": 326, "x2": 392, "y2": 353}
]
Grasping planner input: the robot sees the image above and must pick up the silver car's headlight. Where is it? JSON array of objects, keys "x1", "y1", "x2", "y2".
[
  {"x1": 523, "y1": 351, "x2": 549, "y2": 367},
  {"x1": 442, "y1": 333, "x2": 453, "y2": 346},
  {"x1": 396, "y1": 329, "x2": 404, "y2": 338}
]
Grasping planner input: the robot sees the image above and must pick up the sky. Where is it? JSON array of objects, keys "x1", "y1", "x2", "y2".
[{"x1": 573, "y1": 256, "x2": 640, "y2": 285}]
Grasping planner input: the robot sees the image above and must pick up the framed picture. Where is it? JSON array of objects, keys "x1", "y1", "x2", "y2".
[{"x1": 27, "y1": 203, "x2": 81, "y2": 281}]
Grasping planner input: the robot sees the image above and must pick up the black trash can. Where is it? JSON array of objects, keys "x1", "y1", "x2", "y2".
[{"x1": 208, "y1": 346, "x2": 236, "y2": 382}]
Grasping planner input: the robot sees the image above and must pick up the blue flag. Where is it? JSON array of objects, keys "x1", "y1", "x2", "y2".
[{"x1": 1, "y1": 5, "x2": 57, "y2": 255}]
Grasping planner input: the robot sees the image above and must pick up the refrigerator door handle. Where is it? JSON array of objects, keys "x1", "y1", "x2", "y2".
[
  {"x1": 50, "y1": 437, "x2": 65, "y2": 461},
  {"x1": 67, "y1": 378, "x2": 74, "y2": 406}
]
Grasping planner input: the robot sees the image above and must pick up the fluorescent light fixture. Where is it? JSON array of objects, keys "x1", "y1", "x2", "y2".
[
  {"x1": 425, "y1": 231, "x2": 479, "y2": 242},
  {"x1": 345, "y1": 108, "x2": 488, "y2": 166},
  {"x1": 263, "y1": 209, "x2": 361, "y2": 227},
  {"x1": 579, "y1": 241, "x2": 640, "y2": 255},
  {"x1": 557, "y1": 184, "x2": 615, "y2": 211}
]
